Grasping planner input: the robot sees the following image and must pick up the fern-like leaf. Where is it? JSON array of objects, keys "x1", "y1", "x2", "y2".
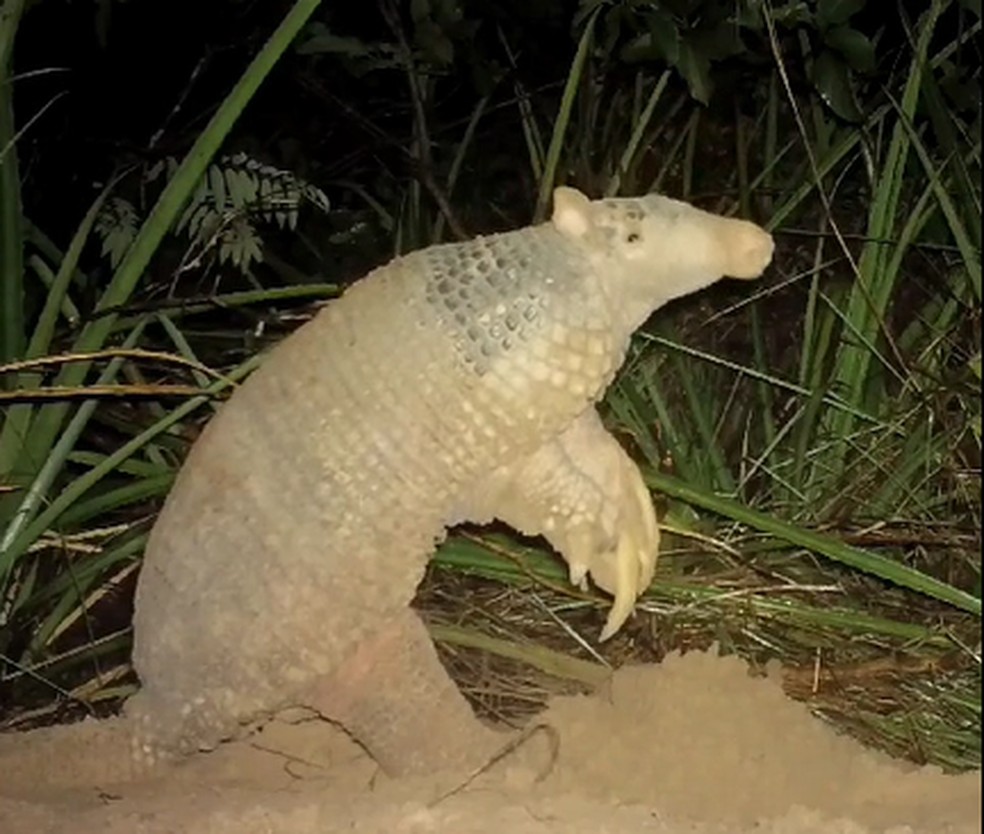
[{"x1": 93, "y1": 197, "x2": 138, "y2": 269}]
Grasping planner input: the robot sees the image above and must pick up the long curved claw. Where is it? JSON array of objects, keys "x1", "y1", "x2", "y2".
[
  {"x1": 627, "y1": 464, "x2": 660, "y2": 591},
  {"x1": 596, "y1": 461, "x2": 659, "y2": 641},
  {"x1": 566, "y1": 528, "x2": 594, "y2": 591},
  {"x1": 544, "y1": 447, "x2": 660, "y2": 642},
  {"x1": 598, "y1": 534, "x2": 638, "y2": 641}
]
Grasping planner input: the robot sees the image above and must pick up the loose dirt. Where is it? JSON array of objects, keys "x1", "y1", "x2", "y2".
[{"x1": 0, "y1": 648, "x2": 978, "y2": 833}]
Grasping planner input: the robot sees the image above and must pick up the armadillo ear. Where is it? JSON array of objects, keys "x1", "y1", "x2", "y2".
[{"x1": 551, "y1": 187, "x2": 593, "y2": 239}]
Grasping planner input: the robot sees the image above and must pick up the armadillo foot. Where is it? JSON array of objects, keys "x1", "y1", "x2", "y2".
[
  {"x1": 463, "y1": 408, "x2": 660, "y2": 641},
  {"x1": 560, "y1": 434, "x2": 658, "y2": 641},
  {"x1": 304, "y1": 607, "x2": 512, "y2": 777}
]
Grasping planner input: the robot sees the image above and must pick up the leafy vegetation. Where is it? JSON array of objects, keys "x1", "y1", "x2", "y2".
[{"x1": 0, "y1": 0, "x2": 979, "y2": 770}]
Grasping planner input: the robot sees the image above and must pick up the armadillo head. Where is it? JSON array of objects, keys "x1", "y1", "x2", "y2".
[{"x1": 551, "y1": 187, "x2": 774, "y2": 333}]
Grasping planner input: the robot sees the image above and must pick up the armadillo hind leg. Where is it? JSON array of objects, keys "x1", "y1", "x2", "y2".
[
  {"x1": 464, "y1": 408, "x2": 659, "y2": 641},
  {"x1": 305, "y1": 607, "x2": 509, "y2": 776},
  {"x1": 124, "y1": 684, "x2": 237, "y2": 769}
]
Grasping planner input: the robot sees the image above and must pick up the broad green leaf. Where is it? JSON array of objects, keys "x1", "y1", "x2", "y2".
[
  {"x1": 648, "y1": 8, "x2": 680, "y2": 64},
  {"x1": 811, "y1": 49, "x2": 863, "y2": 122},
  {"x1": 676, "y1": 40, "x2": 713, "y2": 104},
  {"x1": 621, "y1": 33, "x2": 668, "y2": 63},
  {"x1": 823, "y1": 25, "x2": 876, "y2": 71},
  {"x1": 817, "y1": 0, "x2": 866, "y2": 27}
]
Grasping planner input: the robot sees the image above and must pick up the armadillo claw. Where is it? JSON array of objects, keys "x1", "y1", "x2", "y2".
[
  {"x1": 566, "y1": 528, "x2": 593, "y2": 591},
  {"x1": 627, "y1": 460, "x2": 660, "y2": 593},
  {"x1": 599, "y1": 534, "x2": 638, "y2": 641},
  {"x1": 595, "y1": 458, "x2": 660, "y2": 641}
]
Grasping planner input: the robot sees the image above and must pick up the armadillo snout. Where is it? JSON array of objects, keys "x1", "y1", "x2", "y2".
[{"x1": 723, "y1": 221, "x2": 775, "y2": 280}]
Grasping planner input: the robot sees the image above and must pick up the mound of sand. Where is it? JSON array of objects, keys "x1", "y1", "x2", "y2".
[{"x1": 0, "y1": 648, "x2": 979, "y2": 833}]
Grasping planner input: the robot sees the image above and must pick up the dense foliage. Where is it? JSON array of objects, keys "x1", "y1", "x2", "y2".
[{"x1": 0, "y1": 0, "x2": 979, "y2": 768}]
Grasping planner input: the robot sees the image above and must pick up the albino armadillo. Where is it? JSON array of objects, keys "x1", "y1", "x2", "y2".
[{"x1": 125, "y1": 186, "x2": 774, "y2": 776}]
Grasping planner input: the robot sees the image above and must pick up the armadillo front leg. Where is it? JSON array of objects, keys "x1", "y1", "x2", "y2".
[
  {"x1": 465, "y1": 408, "x2": 659, "y2": 640},
  {"x1": 304, "y1": 607, "x2": 507, "y2": 776}
]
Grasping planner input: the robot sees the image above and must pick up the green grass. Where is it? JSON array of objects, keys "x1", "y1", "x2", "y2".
[
  {"x1": 0, "y1": 0, "x2": 325, "y2": 696},
  {"x1": 434, "y1": 0, "x2": 980, "y2": 768},
  {"x1": 0, "y1": 0, "x2": 979, "y2": 773}
]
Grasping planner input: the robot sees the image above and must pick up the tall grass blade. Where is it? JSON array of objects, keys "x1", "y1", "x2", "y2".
[
  {"x1": 3, "y1": 0, "x2": 324, "y2": 493},
  {"x1": 0, "y1": 0, "x2": 27, "y2": 367},
  {"x1": 645, "y1": 470, "x2": 981, "y2": 615},
  {"x1": 826, "y1": 1, "x2": 943, "y2": 463},
  {"x1": 0, "y1": 352, "x2": 263, "y2": 579},
  {"x1": 533, "y1": 7, "x2": 599, "y2": 221}
]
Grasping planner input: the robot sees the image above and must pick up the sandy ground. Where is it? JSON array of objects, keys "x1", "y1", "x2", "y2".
[{"x1": 0, "y1": 648, "x2": 979, "y2": 834}]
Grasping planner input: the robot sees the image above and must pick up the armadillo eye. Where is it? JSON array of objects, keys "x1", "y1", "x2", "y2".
[{"x1": 627, "y1": 232, "x2": 641, "y2": 243}]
